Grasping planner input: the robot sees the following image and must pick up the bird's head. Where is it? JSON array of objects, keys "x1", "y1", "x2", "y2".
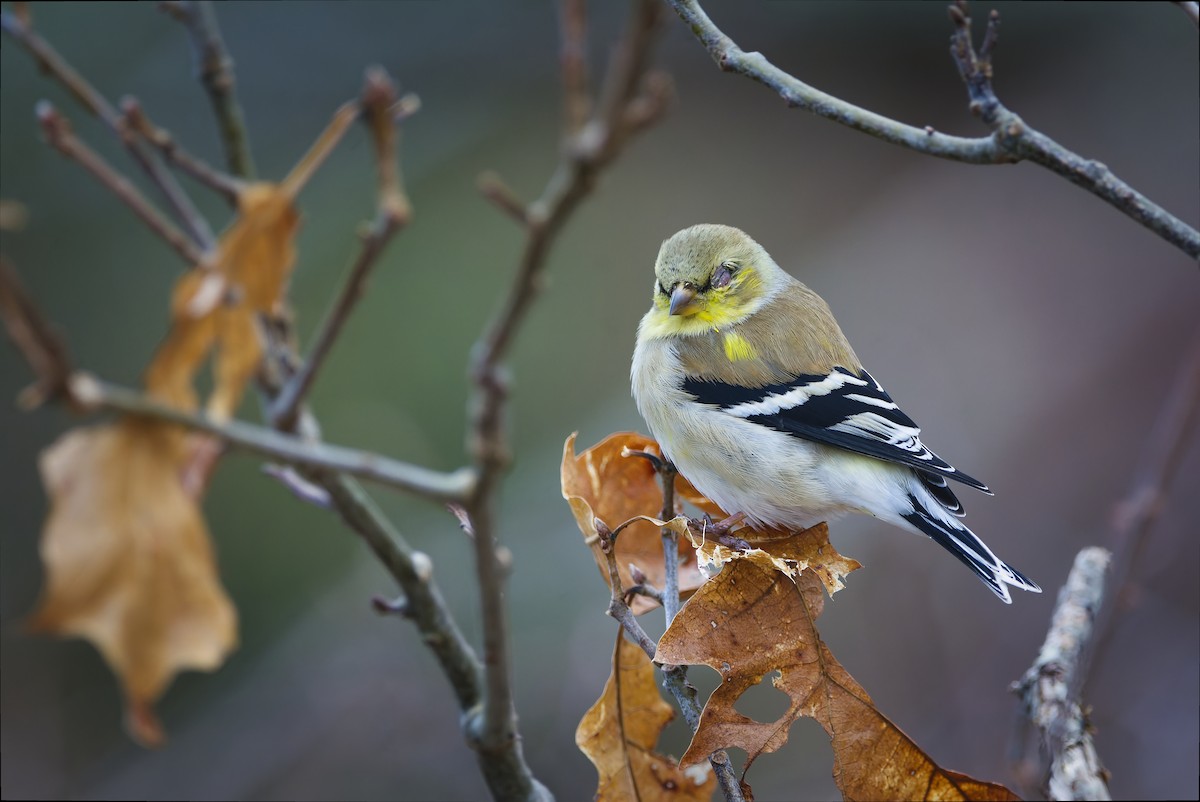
[{"x1": 650, "y1": 224, "x2": 779, "y2": 331}]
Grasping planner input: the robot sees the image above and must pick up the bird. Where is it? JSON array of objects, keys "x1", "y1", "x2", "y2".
[{"x1": 630, "y1": 223, "x2": 1041, "y2": 603}]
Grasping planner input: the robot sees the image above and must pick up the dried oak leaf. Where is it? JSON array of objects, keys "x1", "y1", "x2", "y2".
[
  {"x1": 562, "y1": 432, "x2": 704, "y2": 614},
  {"x1": 577, "y1": 630, "x2": 716, "y2": 802},
  {"x1": 30, "y1": 182, "x2": 300, "y2": 746},
  {"x1": 29, "y1": 418, "x2": 237, "y2": 747},
  {"x1": 656, "y1": 558, "x2": 1018, "y2": 801}
]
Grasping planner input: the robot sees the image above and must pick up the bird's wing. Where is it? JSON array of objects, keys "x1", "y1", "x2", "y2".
[{"x1": 682, "y1": 366, "x2": 991, "y2": 493}]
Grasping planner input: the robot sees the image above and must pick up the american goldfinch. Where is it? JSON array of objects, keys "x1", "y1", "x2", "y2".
[{"x1": 631, "y1": 223, "x2": 1040, "y2": 603}]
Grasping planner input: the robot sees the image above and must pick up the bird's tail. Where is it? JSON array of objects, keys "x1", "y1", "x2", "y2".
[{"x1": 900, "y1": 490, "x2": 1041, "y2": 604}]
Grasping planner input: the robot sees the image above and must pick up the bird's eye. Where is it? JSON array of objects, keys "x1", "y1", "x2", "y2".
[
  {"x1": 712, "y1": 262, "x2": 736, "y2": 289},
  {"x1": 657, "y1": 281, "x2": 670, "y2": 296}
]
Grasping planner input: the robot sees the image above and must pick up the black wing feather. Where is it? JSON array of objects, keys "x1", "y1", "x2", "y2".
[{"x1": 682, "y1": 367, "x2": 990, "y2": 494}]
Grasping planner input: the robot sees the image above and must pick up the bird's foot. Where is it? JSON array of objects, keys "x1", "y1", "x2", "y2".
[{"x1": 690, "y1": 511, "x2": 750, "y2": 551}]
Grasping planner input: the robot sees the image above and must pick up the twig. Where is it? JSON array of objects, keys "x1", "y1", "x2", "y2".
[
  {"x1": 559, "y1": 0, "x2": 590, "y2": 134},
  {"x1": 622, "y1": 449, "x2": 683, "y2": 621},
  {"x1": 477, "y1": 171, "x2": 530, "y2": 226},
  {"x1": 658, "y1": 460, "x2": 682, "y2": 624},
  {"x1": 48, "y1": 372, "x2": 474, "y2": 502},
  {"x1": 624, "y1": 563, "x2": 663, "y2": 606},
  {"x1": 160, "y1": 0, "x2": 256, "y2": 179},
  {"x1": 598, "y1": 522, "x2": 660, "y2": 658},
  {"x1": 1012, "y1": 548, "x2": 1112, "y2": 801},
  {"x1": 270, "y1": 68, "x2": 412, "y2": 432},
  {"x1": 662, "y1": 0, "x2": 1200, "y2": 260},
  {"x1": 315, "y1": 472, "x2": 482, "y2": 712},
  {"x1": 0, "y1": 257, "x2": 73, "y2": 409},
  {"x1": 280, "y1": 101, "x2": 361, "y2": 201},
  {"x1": 1086, "y1": 330, "x2": 1200, "y2": 679},
  {"x1": 1, "y1": 8, "x2": 216, "y2": 251},
  {"x1": 35, "y1": 102, "x2": 206, "y2": 267},
  {"x1": 460, "y1": 1, "x2": 668, "y2": 795},
  {"x1": 622, "y1": 453, "x2": 745, "y2": 800},
  {"x1": 662, "y1": 666, "x2": 745, "y2": 802},
  {"x1": 597, "y1": 521, "x2": 745, "y2": 801},
  {"x1": 120, "y1": 97, "x2": 245, "y2": 204}
]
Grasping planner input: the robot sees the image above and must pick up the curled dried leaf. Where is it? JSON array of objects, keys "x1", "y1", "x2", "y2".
[
  {"x1": 576, "y1": 630, "x2": 716, "y2": 802},
  {"x1": 686, "y1": 522, "x2": 860, "y2": 598}
]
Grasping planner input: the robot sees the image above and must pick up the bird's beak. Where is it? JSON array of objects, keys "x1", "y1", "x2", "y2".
[{"x1": 669, "y1": 284, "x2": 700, "y2": 316}]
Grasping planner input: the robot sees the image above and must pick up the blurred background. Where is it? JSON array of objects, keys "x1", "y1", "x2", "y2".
[{"x1": 1, "y1": 2, "x2": 1196, "y2": 800}]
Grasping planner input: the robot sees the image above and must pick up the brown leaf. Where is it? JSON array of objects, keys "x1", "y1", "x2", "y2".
[
  {"x1": 657, "y1": 559, "x2": 1018, "y2": 801},
  {"x1": 29, "y1": 418, "x2": 237, "y2": 746},
  {"x1": 145, "y1": 182, "x2": 300, "y2": 421},
  {"x1": 576, "y1": 630, "x2": 716, "y2": 802},
  {"x1": 29, "y1": 182, "x2": 299, "y2": 745},
  {"x1": 562, "y1": 432, "x2": 705, "y2": 614}
]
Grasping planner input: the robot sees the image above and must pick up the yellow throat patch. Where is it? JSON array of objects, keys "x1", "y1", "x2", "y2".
[{"x1": 722, "y1": 331, "x2": 757, "y2": 362}]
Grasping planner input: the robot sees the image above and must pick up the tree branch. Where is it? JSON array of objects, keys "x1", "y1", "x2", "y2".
[
  {"x1": 270, "y1": 68, "x2": 413, "y2": 432},
  {"x1": 120, "y1": 96, "x2": 245, "y2": 205},
  {"x1": 1013, "y1": 548, "x2": 1113, "y2": 801},
  {"x1": 459, "y1": 2, "x2": 670, "y2": 796},
  {"x1": 1, "y1": 7, "x2": 217, "y2": 252},
  {"x1": 59, "y1": 372, "x2": 474, "y2": 502},
  {"x1": 314, "y1": 472, "x2": 483, "y2": 711},
  {"x1": 0, "y1": 256, "x2": 72, "y2": 410},
  {"x1": 663, "y1": 0, "x2": 1200, "y2": 260},
  {"x1": 34, "y1": 102, "x2": 207, "y2": 267},
  {"x1": 160, "y1": 0, "x2": 256, "y2": 179}
]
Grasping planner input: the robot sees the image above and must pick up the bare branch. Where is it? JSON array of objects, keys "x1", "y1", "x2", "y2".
[
  {"x1": 456, "y1": 1, "x2": 670, "y2": 795},
  {"x1": 48, "y1": 373, "x2": 473, "y2": 502},
  {"x1": 477, "y1": 171, "x2": 531, "y2": 226},
  {"x1": 596, "y1": 520, "x2": 660, "y2": 658},
  {"x1": 35, "y1": 102, "x2": 206, "y2": 267},
  {"x1": 1, "y1": 8, "x2": 216, "y2": 251},
  {"x1": 0, "y1": 257, "x2": 72, "y2": 409},
  {"x1": 120, "y1": 96, "x2": 245, "y2": 204},
  {"x1": 1013, "y1": 548, "x2": 1112, "y2": 801},
  {"x1": 270, "y1": 67, "x2": 413, "y2": 432},
  {"x1": 559, "y1": 0, "x2": 591, "y2": 133},
  {"x1": 160, "y1": 0, "x2": 256, "y2": 178},
  {"x1": 315, "y1": 473, "x2": 482, "y2": 713},
  {"x1": 663, "y1": 0, "x2": 1200, "y2": 260}
]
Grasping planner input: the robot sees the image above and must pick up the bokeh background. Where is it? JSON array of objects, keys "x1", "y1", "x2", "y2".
[{"x1": 2, "y1": 2, "x2": 1197, "y2": 800}]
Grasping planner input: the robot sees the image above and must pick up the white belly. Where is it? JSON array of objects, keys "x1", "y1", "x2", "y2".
[{"x1": 631, "y1": 335, "x2": 910, "y2": 530}]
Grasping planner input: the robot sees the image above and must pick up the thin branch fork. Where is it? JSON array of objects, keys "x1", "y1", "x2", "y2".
[
  {"x1": 596, "y1": 517, "x2": 746, "y2": 802},
  {"x1": 663, "y1": 0, "x2": 1200, "y2": 260},
  {"x1": 1, "y1": 7, "x2": 216, "y2": 251},
  {"x1": 160, "y1": 0, "x2": 256, "y2": 179},
  {"x1": 270, "y1": 67, "x2": 414, "y2": 432},
  {"x1": 120, "y1": 96, "x2": 245, "y2": 204},
  {"x1": 35, "y1": 102, "x2": 207, "y2": 267},
  {"x1": 0, "y1": 257, "x2": 73, "y2": 410}
]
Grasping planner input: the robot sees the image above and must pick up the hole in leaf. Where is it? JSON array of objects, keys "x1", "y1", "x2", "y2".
[{"x1": 733, "y1": 670, "x2": 790, "y2": 721}]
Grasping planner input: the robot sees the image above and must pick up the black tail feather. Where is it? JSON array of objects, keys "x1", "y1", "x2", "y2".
[{"x1": 902, "y1": 493, "x2": 1040, "y2": 603}]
